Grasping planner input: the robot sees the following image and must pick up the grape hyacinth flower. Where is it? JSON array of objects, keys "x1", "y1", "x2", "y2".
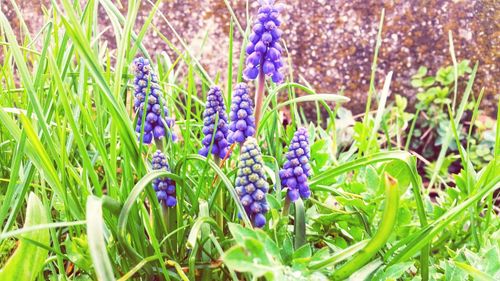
[
  {"x1": 228, "y1": 83, "x2": 256, "y2": 144},
  {"x1": 199, "y1": 86, "x2": 230, "y2": 159},
  {"x1": 132, "y1": 57, "x2": 175, "y2": 144},
  {"x1": 235, "y1": 138, "x2": 270, "y2": 228},
  {"x1": 152, "y1": 150, "x2": 177, "y2": 207},
  {"x1": 244, "y1": 0, "x2": 284, "y2": 83},
  {"x1": 279, "y1": 127, "x2": 312, "y2": 201}
]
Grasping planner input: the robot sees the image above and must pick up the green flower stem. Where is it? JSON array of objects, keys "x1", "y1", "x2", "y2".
[
  {"x1": 162, "y1": 204, "x2": 178, "y2": 254},
  {"x1": 332, "y1": 174, "x2": 399, "y2": 280},
  {"x1": 282, "y1": 196, "x2": 291, "y2": 218},
  {"x1": 214, "y1": 156, "x2": 223, "y2": 230},
  {"x1": 154, "y1": 138, "x2": 164, "y2": 152}
]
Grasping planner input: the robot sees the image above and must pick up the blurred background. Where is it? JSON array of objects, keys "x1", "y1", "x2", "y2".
[{"x1": 2, "y1": 0, "x2": 498, "y2": 116}]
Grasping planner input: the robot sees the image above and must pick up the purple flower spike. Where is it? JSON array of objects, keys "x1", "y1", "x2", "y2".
[
  {"x1": 132, "y1": 57, "x2": 176, "y2": 144},
  {"x1": 152, "y1": 150, "x2": 176, "y2": 207},
  {"x1": 279, "y1": 127, "x2": 312, "y2": 201},
  {"x1": 235, "y1": 138, "x2": 270, "y2": 228},
  {"x1": 199, "y1": 86, "x2": 230, "y2": 159},
  {"x1": 243, "y1": 0, "x2": 284, "y2": 83},
  {"x1": 228, "y1": 83, "x2": 256, "y2": 144}
]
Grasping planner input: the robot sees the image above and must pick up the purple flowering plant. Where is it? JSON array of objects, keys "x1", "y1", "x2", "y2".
[
  {"x1": 228, "y1": 83, "x2": 256, "y2": 144},
  {"x1": 199, "y1": 86, "x2": 230, "y2": 159},
  {"x1": 279, "y1": 127, "x2": 312, "y2": 201},
  {"x1": 234, "y1": 137, "x2": 270, "y2": 228},
  {"x1": 132, "y1": 57, "x2": 176, "y2": 144},
  {"x1": 151, "y1": 150, "x2": 177, "y2": 207},
  {"x1": 244, "y1": 0, "x2": 284, "y2": 83}
]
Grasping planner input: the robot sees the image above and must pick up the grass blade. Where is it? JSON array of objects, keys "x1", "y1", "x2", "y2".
[{"x1": 86, "y1": 196, "x2": 116, "y2": 281}]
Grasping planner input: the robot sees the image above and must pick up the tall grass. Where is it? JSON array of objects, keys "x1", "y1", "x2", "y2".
[{"x1": 0, "y1": 1, "x2": 498, "y2": 281}]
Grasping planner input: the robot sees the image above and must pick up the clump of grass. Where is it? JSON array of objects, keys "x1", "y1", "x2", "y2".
[{"x1": 0, "y1": 1, "x2": 498, "y2": 281}]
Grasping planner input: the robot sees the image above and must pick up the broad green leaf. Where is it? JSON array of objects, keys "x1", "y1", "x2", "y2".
[
  {"x1": 222, "y1": 245, "x2": 280, "y2": 279},
  {"x1": 385, "y1": 160, "x2": 411, "y2": 193},
  {"x1": 0, "y1": 193, "x2": 49, "y2": 281}
]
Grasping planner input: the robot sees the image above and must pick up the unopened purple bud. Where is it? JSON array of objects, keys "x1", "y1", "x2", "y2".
[
  {"x1": 244, "y1": 67, "x2": 259, "y2": 80},
  {"x1": 249, "y1": 33, "x2": 260, "y2": 43},
  {"x1": 246, "y1": 43, "x2": 255, "y2": 54},
  {"x1": 267, "y1": 47, "x2": 280, "y2": 61},
  {"x1": 253, "y1": 23, "x2": 264, "y2": 33},
  {"x1": 146, "y1": 112, "x2": 157, "y2": 123},
  {"x1": 287, "y1": 189, "x2": 300, "y2": 202},
  {"x1": 246, "y1": 52, "x2": 261, "y2": 67},
  {"x1": 153, "y1": 126, "x2": 165, "y2": 139},
  {"x1": 143, "y1": 133, "x2": 153, "y2": 144},
  {"x1": 271, "y1": 71, "x2": 284, "y2": 83},
  {"x1": 166, "y1": 196, "x2": 177, "y2": 207},
  {"x1": 254, "y1": 41, "x2": 267, "y2": 54},
  {"x1": 253, "y1": 213, "x2": 266, "y2": 228},
  {"x1": 262, "y1": 61, "x2": 275, "y2": 75},
  {"x1": 261, "y1": 32, "x2": 272, "y2": 44}
]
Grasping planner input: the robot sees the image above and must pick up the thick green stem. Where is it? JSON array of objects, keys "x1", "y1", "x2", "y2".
[{"x1": 332, "y1": 174, "x2": 399, "y2": 280}]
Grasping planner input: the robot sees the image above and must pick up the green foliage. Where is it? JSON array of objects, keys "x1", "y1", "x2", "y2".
[
  {"x1": 409, "y1": 60, "x2": 473, "y2": 157},
  {"x1": 0, "y1": 2, "x2": 498, "y2": 281}
]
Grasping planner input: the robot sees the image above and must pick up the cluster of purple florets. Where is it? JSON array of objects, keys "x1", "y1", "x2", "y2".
[
  {"x1": 152, "y1": 150, "x2": 177, "y2": 207},
  {"x1": 228, "y1": 83, "x2": 256, "y2": 144},
  {"x1": 244, "y1": 0, "x2": 284, "y2": 83},
  {"x1": 235, "y1": 138, "x2": 270, "y2": 228},
  {"x1": 279, "y1": 128, "x2": 312, "y2": 201},
  {"x1": 199, "y1": 86, "x2": 230, "y2": 159},
  {"x1": 133, "y1": 57, "x2": 175, "y2": 144}
]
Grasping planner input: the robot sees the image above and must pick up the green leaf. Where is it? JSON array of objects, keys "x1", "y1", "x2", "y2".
[
  {"x1": 453, "y1": 262, "x2": 495, "y2": 281},
  {"x1": 228, "y1": 223, "x2": 257, "y2": 244},
  {"x1": 86, "y1": 196, "x2": 115, "y2": 281},
  {"x1": 412, "y1": 66, "x2": 428, "y2": 78},
  {"x1": 421, "y1": 76, "x2": 436, "y2": 87},
  {"x1": 222, "y1": 245, "x2": 280, "y2": 279},
  {"x1": 292, "y1": 244, "x2": 312, "y2": 261},
  {"x1": 444, "y1": 260, "x2": 467, "y2": 281},
  {"x1": 385, "y1": 160, "x2": 411, "y2": 194},
  {"x1": 0, "y1": 193, "x2": 49, "y2": 281},
  {"x1": 65, "y1": 236, "x2": 93, "y2": 272},
  {"x1": 373, "y1": 262, "x2": 413, "y2": 280},
  {"x1": 411, "y1": 79, "x2": 422, "y2": 88},
  {"x1": 365, "y1": 165, "x2": 380, "y2": 193},
  {"x1": 311, "y1": 139, "x2": 326, "y2": 154}
]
